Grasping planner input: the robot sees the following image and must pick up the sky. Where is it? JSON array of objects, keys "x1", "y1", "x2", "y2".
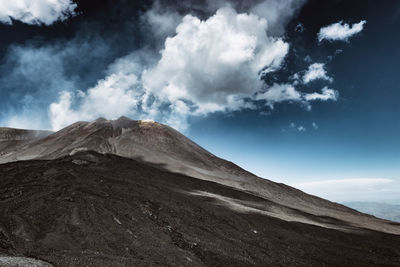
[{"x1": 0, "y1": 0, "x2": 399, "y2": 204}]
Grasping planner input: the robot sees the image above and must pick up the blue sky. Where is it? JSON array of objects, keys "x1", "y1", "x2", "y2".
[
  {"x1": 0, "y1": 0, "x2": 399, "y2": 203},
  {"x1": 188, "y1": 1, "x2": 400, "y2": 202}
]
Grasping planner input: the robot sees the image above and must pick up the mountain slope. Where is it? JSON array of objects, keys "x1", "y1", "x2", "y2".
[
  {"x1": 0, "y1": 117, "x2": 251, "y2": 179},
  {"x1": 0, "y1": 117, "x2": 399, "y2": 236},
  {"x1": 0, "y1": 127, "x2": 52, "y2": 159},
  {"x1": 1, "y1": 152, "x2": 400, "y2": 266}
]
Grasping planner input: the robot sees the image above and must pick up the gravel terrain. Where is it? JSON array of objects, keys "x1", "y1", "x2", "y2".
[{"x1": 0, "y1": 152, "x2": 399, "y2": 266}]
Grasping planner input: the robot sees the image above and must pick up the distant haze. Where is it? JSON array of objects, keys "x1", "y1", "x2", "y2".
[{"x1": 344, "y1": 202, "x2": 400, "y2": 223}]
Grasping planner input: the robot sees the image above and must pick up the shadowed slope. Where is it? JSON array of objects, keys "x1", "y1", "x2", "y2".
[{"x1": 1, "y1": 152, "x2": 400, "y2": 266}]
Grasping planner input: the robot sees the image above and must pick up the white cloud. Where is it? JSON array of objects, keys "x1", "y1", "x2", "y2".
[
  {"x1": 303, "y1": 63, "x2": 332, "y2": 84},
  {"x1": 142, "y1": 7, "x2": 289, "y2": 115},
  {"x1": 312, "y1": 122, "x2": 318, "y2": 129},
  {"x1": 45, "y1": 5, "x2": 340, "y2": 132},
  {"x1": 293, "y1": 178, "x2": 399, "y2": 202},
  {"x1": 50, "y1": 72, "x2": 141, "y2": 131},
  {"x1": 49, "y1": 7, "x2": 292, "y2": 131},
  {"x1": 49, "y1": 92, "x2": 79, "y2": 131},
  {"x1": 304, "y1": 87, "x2": 338, "y2": 101},
  {"x1": 0, "y1": 0, "x2": 77, "y2": 25},
  {"x1": 255, "y1": 83, "x2": 301, "y2": 108},
  {"x1": 318, "y1": 20, "x2": 366, "y2": 42},
  {"x1": 255, "y1": 84, "x2": 338, "y2": 109},
  {"x1": 297, "y1": 125, "x2": 306, "y2": 132}
]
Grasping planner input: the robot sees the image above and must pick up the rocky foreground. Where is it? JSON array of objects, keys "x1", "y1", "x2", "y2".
[{"x1": 0, "y1": 152, "x2": 399, "y2": 266}]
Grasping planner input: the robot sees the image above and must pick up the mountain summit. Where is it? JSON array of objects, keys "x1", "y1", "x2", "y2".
[{"x1": 0, "y1": 117, "x2": 251, "y2": 180}]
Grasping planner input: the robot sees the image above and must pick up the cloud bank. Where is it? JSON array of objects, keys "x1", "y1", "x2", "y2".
[
  {"x1": 143, "y1": 7, "x2": 289, "y2": 114},
  {"x1": 49, "y1": 7, "x2": 292, "y2": 130},
  {"x1": 0, "y1": 0, "x2": 77, "y2": 25},
  {"x1": 47, "y1": 5, "x2": 339, "y2": 131},
  {"x1": 1, "y1": 0, "x2": 343, "y2": 132},
  {"x1": 318, "y1": 20, "x2": 366, "y2": 42}
]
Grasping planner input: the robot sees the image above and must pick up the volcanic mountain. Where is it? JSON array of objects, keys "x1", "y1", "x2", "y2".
[{"x1": 0, "y1": 117, "x2": 399, "y2": 266}]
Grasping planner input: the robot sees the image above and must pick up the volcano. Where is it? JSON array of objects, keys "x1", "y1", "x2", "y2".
[{"x1": 0, "y1": 117, "x2": 399, "y2": 266}]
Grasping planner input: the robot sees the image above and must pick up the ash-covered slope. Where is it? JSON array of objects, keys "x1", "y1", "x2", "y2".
[
  {"x1": 0, "y1": 117, "x2": 251, "y2": 180},
  {"x1": 1, "y1": 152, "x2": 400, "y2": 266},
  {"x1": 0, "y1": 117, "x2": 400, "y2": 236},
  {"x1": 0, "y1": 127, "x2": 51, "y2": 141},
  {"x1": 0, "y1": 127, "x2": 52, "y2": 158}
]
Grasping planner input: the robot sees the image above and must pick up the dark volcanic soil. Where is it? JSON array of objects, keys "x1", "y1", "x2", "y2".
[
  {"x1": 2, "y1": 119, "x2": 399, "y2": 236},
  {"x1": 0, "y1": 151, "x2": 400, "y2": 266}
]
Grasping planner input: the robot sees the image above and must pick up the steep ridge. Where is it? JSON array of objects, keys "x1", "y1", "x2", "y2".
[{"x1": 0, "y1": 117, "x2": 399, "y2": 235}]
